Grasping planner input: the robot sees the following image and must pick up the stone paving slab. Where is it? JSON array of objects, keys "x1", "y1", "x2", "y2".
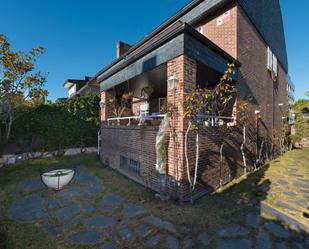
[
  {"x1": 84, "y1": 216, "x2": 116, "y2": 229},
  {"x1": 101, "y1": 193, "x2": 124, "y2": 207},
  {"x1": 264, "y1": 222, "x2": 290, "y2": 238},
  {"x1": 143, "y1": 215, "x2": 177, "y2": 234},
  {"x1": 122, "y1": 203, "x2": 147, "y2": 218},
  {"x1": 7, "y1": 165, "x2": 309, "y2": 249},
  {"x1": 216, "y1": 238, "x2": 252, "y2": 249},
  {"x1": 54, "y1": 203, "x2": 81, "y2": 221},
  {"x1": 68, "y1": 231, "x2": 100, "y2": 244},
  {"x1": 8, "y1": 195, "x2": 47, "y2": 222},
  {"x1": 218, "y1": 224, "x2": 250, "y2": 237}
]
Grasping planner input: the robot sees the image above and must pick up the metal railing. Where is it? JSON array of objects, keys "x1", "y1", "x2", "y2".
[
  {"x1": 107, "y1": 114, "x2": 166, "y2": 126},
  {"x1": 197, "y1": 114, "x2": 235, "y2": 127}
]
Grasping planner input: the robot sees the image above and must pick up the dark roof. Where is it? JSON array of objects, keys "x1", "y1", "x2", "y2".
[{"x1": 95, "y1": 0, "x2": 288, "y2": 80}]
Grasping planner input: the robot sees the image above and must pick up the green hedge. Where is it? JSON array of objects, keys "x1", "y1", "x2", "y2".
[{"x1": 10, "y1": 102, "x2": 98, "y2": 154}]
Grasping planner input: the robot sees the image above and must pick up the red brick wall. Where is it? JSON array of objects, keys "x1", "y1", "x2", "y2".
[
  {"x1": 100, "y1": 125, "x2": 164, "y2": 191},
  {"x1": 199, "y1": 3, "x2": 237, "y2": 58},
  {"x1": 237, "y1": 5, "x2": 288, "y2": 156},
  {"x1": 167, "y1": 55, "x2": 197, "y2": 200}
]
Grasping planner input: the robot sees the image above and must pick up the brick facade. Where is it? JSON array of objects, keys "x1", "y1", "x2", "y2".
[
  {"x1": 237, "y1": 5, "x2": 288, "y2": 156},
  {"x1": 200, "y1": 3, "x2": 237, "y2": 58},
  {"x1": 99, "y1": 1, "x2": 288, "y2": 202}
]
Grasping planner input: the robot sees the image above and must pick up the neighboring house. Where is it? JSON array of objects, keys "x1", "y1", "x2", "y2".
[
  {"x1": 63, "y1": 76, "x2": 99, "y2": 98},
  {"x1": 94, "y1": 0, "x2": 288, "y2": 201}
]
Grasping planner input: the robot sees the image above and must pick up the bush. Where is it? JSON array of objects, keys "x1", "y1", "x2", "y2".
[{"x1": 10, "y1": 104, "x2": 98, "y2": 155}]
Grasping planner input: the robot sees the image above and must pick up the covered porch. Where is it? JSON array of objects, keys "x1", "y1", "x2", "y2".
[{"x1": 98, "y1": 21, "x2": 240, "y2": 201}]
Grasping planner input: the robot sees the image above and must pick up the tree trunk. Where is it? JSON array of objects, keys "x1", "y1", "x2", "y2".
[
  {"x1": 184, "y1": 121, "x2": 192, "y2": 187},
  {"x1": 219, "y1": 144, "x2": 224, "y2": 186},
  {"x1": 241, "y1": 125, "x2": 247, "y2": 175},
  {"x1": 192, "y1": 131, "x2": 199, "y2": 190}
]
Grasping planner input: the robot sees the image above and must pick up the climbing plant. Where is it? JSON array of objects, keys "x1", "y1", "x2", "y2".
[{"x1": 183, "y1": 63, "x2": 236, "y2": 191}]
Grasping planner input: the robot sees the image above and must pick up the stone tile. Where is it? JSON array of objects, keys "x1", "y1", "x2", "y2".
[
  {"x1": 256, "y1": 230, "x2": 271, "y2": 249},
  {"x1": 183, "y1": 237, "x2": 194, "y2": 249},
  {"x1": 295, "y1": 199, "x2": 307, "y2": 209},
  {"x1": 122, "y1": 203, "x2": 147, "y2": 218},
  {"x1": 218, "y1": 224, "x2": 250, "y2": 237},
  {"x1": 56, "y1": 188, "x2": 81, "y2": 198},
  {"x1": 101, "y1": 193, "x2": 125, "y2": 207},
  {"x1": 144, "y1": 215, "x2": 176, "y2": 233},
  {"x1": 216, "y1": 238, "x2": 252, "y2": 249},
  {"x1": 68, "y1": 230, "x2": 100, "y2": 244},
  {"x1": 277, "y1": 179, "x2": 289, "y2": 185},
  {"x1": 197, "y1": 231, "x2": 209, "y2": 246},
  {"x1": 120, "y1": 228, "x2": 135, "y2": 241},
  {"x1": 146, "y1": 234, "x2": 162, "y2": 247},
  {"x1": 246, "y1": 213, "x2": 262, "y2": 228},
  {"x1": 283, "y1": 192, "x2": 297, "y2": 198},
  {"x1": 293, "y1": 242, "x2": 305, "y2": 249},
  {"x1": 43, "y1": 223, "x2": 61, "y2": 238},
  {"x1": 54, "y1": 203, "x2": 81, "y2": 221},
  {"x1": 102, "y1": 206, "x2": 117, "y2": 213},
  {"x1": 47, "y1": 199, "x2": 58, "y2": 209},
  {"x1": 166, "y1": 235, "x2": 179, "y2": 249},
  {"x1": 74, "y1": 169, "x2": 100, "y2": 186},
  {"x1": 100, "y1": 243, "x2": 118, "y2": 249},
  {"x1": 299, "y1": 189, "x2": 309, "y2": 194},
  {"x1": 84, "y1": 204, "x2": 96, "y2": 213},
  {"x1": 275, "y1": 242, "x2": 288, "y2": 249},
  {"x1": 288, "y1": 168, "x2": 298, "y2": 172},
  {"x1": 289, "y1": 174, "x2": 304, "y2": 178},
  {"x1": 136, "y1": 224, "x2": 152, "y2": 238},
  {"x1": 276, "y1": 201, "x2": 300, "y2": 212},
  {"x1": 8, "y1": 195, "x2": 47, "y2": 222},
  {"x1": 294, "y1": 182, "x2": 309, "y2": 189},
  {"x1": 84, "y1": 216, "x2": 116, "y2": 229},
  {"x1": 64, "y1": 217, "x2": 82, "y2": 229},
  {"x1": 15, "y1": 179, "x2": 45, "y2": 194},
  {"x1": 264, "y1": 222, "x2": 290, "y2": 238}
]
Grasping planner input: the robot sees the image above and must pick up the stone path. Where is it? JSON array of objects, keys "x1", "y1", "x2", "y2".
[
  {"x1": 260, "y1": 165, "x2": 309, "y2": 234},
  {"x1": 7, "y1": 165, "x2": 308, "y2": 248}
]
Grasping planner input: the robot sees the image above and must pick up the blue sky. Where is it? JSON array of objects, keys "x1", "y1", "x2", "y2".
[{"x1": 0, "y1": 0, "x2": 308, "y2": 101}]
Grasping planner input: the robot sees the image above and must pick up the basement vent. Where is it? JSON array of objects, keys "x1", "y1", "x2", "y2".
[{"x1": 120, "y1": 156, "x2": 141, "y2": 176}]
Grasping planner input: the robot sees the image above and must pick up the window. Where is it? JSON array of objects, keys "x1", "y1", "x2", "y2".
[
  {"x1": 158, "y1": 98, "x2": 167, "y2": 113},
  {"x1": 267, "y1": 47, "x2": 278, "y2": 79},
  {"x1": 120, "y1": 156, "x2": 141, "y2": 176}
]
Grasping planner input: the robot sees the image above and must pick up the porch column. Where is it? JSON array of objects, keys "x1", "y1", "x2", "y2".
[
  {"x1": 167, "y1": 55, "x2": 197, "y2": 198},
  {"x1": 100, "y1": 90, "x2": 114, "y2": 123}
]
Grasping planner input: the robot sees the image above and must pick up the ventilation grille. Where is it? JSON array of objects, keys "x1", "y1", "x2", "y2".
[{"x1": 120, "y1": 156, "x2": 141, "y2": 176}]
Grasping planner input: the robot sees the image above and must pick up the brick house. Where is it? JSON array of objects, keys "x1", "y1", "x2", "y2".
[
  {"x1": 63, "y1": 76, "x2": 99, "y2": 98},
  {"x1": 96, "y1": 0, "x2": 289, "y2": 201}
]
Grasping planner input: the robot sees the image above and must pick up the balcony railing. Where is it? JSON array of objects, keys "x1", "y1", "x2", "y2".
[
  {"x1": 106, "y1": 114, "x2": 235, "y2": 127},
  {"x1": 197, "y1": 114, "x2": 235, "y2": 127},
  {"x1": 107, "y1": 114, "x2": 166, "y2": 126}
]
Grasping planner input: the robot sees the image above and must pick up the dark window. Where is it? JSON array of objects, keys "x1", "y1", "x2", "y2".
[{"x1": 120, "y1": 156, "x2": 141, "y2": 176}]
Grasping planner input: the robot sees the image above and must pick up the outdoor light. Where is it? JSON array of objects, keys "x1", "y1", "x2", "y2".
[
  {"x1": 278, "y1": 103, "x2": 284, "y2": 107},
  {"x1": 168, "y1": 75, "x2": 178, "y2": 90},
  {"x1": 254, "y1": 110, "x2": 260, "y2": 115},
  {"x1": 282, "y1": 116, "x2": 286, "y2": 120},
  {"x1": 100, "y1": 100, "x2": 105, "y2": 109}
]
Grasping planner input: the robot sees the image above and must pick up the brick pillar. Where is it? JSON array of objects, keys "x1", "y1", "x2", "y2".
[
  {"x1": 167, "y1": 55, "x2": 197, "y2": 199},
  {"x1": 100, "y1": 90, "x2": 113, "y2": 123}
]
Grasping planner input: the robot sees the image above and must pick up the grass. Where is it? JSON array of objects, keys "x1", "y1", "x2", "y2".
[
  {"x1": 0, "y1": 151, "x2": 308, "y2": 248},
  {"x1": 261, "y1": 148, "x2": 309, "y2": 226}
]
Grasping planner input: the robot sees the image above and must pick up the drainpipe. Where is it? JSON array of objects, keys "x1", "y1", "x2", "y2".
[{"x1": 97, "y1": 129, "x2": 101, "y2": 156}]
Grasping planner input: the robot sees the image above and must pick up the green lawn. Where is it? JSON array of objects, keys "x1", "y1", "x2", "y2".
[{"x1": 0, "y1": 150, "x2": 308, "y2": 248}]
